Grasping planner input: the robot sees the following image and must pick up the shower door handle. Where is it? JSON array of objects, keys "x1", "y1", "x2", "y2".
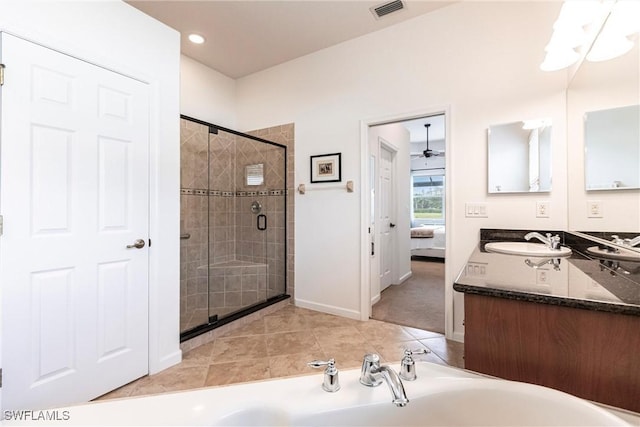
[
  {"x1": 126, "y1": 239, "x2": 146, "y2": 249},
  {"x1": 257, "y1": 214, "x2": 267, "y2": 231}
]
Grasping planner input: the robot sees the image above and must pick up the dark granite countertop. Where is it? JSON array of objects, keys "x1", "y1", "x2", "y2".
[{"x1": 453, "y1": 229, "x2": 640, "y2": 316}]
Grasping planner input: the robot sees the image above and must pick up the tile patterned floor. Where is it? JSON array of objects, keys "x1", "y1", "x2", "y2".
[{"x1": 98, "y1": 305, "x2": 464, "y2": 400}]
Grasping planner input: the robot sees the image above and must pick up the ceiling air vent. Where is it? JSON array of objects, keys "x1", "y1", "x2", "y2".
[{"x1": 371, "y1": 0, "x2": 405, "y2": 19}]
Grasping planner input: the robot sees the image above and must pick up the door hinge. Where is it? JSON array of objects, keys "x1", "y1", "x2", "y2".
[
  {"x1": 0, "y1": 64, "x2": 5, "y2": 86},
  {"x1": 0, "y1": 215, "x2": 4, "y2": 236}
]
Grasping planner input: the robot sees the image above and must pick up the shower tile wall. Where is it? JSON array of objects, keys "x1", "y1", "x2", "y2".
[
  {"x1": 180, "y1": 119, "x2": 210, "y2": 333},
  {"x1": 208, "y1": 130, "x2": 235, "y2": 265}
]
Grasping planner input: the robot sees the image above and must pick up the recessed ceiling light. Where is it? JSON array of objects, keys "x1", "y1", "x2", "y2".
[{"x1": 188, "y1": 34, "x2": 205, "y2": 44}]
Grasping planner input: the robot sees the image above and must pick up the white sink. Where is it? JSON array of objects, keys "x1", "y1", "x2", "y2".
[
  {"x1": 587, "y1": 246, "x2": 640, "y2": 262},
  {"x1": 485, "y1": 241, "x2": 572, "y2": 257}
]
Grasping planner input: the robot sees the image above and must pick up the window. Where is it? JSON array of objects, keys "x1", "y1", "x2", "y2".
[{"x1": 411, "y1": 174, "x2": 445, "y2": 225}]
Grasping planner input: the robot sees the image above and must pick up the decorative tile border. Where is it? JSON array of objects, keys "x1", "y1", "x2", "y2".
[{"x1": 181, "y1": 188, "x2": 288, "y2": 197}]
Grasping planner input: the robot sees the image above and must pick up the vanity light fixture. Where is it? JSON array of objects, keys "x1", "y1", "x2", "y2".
[
  {"x1": 539, "y1": 0, "x2": 640, "y2": 71},
  {"x1": 188, "y1": 33, "x2": 206, "y2": 44},
  {"x1": 540, "y1": 0, "x2": 604, "y2": 71},
  {"x1": 540, "y1": 48, "x2": 581, "y2": 72},
  {"x1": 587, "y1": 30, "x2": 634, "y2": 61},
  {"x1": 586, "y1": 0, "x2": 640, "y2": 61}
]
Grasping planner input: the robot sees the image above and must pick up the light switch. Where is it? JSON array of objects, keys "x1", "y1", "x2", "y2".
[{"x1": 465, "y1": 203, "x2": 488, "y2": 218}]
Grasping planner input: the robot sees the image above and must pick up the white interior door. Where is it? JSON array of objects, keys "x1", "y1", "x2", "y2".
[
  {"x1": 1, "y1": 33, "x2": 150, "y2": 410},
  {"x1": 379, "y1": 144, "x2": 395, "y2": 292}
]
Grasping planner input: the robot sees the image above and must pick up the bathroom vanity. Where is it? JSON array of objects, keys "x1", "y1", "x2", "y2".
[{"x1": 454, "y1": 229, "x2": 640, "y2": 413}]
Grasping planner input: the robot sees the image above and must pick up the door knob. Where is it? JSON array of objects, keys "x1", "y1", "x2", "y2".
[{"x1": 126, "y1": 239, "x2": 146, "y2": 249}]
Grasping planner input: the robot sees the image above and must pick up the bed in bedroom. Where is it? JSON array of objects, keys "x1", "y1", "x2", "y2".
[{"x1": 410, "y1": 225, "x2": 445, "y2": 258}]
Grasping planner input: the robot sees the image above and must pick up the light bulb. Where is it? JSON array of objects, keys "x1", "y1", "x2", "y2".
[
  {"x1": 540, "y1": 48, "x2": 580, "y2": 71},
  {"x1": 188, "y1": 34, "x2": 206, "y2": 44},
  {"x1": 609, "y1": 0, "x2": 640, "y2": 36},
  {"x1": 586, "y1": 29, "x2": 634, "y2": 62}
]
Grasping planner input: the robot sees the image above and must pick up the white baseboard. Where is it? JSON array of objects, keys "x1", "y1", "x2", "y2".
[
  {"x1": 451, "y1": 331, "x2": 464, "y2": 343},
  {"x1": 295, "y1": 298, "x2": 361, "y2": 320},
  {"x1": 397, "y1": 270, "x2": 412, "y2": 284},
  {"x1": 371, "y1": 294, "x2": 381, "y2": 305}
]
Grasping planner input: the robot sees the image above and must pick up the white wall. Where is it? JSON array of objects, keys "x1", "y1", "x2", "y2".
[
  {"x1": 232, "y1": 1, "x2": 568, "y2": 339},
  {"x1": 0, "y1": 0, "x2": 181, "y2": 396},
  {"x1": 180, "y1": 55, "x2": 237, "y2": 128}
]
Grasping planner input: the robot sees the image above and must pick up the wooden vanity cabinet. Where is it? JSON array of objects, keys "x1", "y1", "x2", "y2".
[{"x1": 463, "y1": 293, "x2": 640, "y2": 413}]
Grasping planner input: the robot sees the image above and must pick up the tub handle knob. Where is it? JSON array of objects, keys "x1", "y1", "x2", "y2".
[
  {"x1": 307, "y1": 358, "x2": 340, "y2": 392},
  {"x1": 400, "y1": 348, "x2": 430, "y2": 381}
]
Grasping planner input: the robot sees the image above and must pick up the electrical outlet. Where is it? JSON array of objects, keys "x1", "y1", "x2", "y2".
[
  {"x1": 587, "y1": 200, "x2": 603, "y2": 218},
  {"x1": 536, "y1": 270, "x2": 548, "y2": 284},
  {"x1": 536, "y1": 201, "x2": 550, "y2": 218}
]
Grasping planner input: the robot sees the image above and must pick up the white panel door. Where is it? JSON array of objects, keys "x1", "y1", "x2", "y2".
[
  {"x1": 379, "y1": 144, "x2": 394, "y2": 291},
  {"x1": 0, "y1": 33, "x2": 150, "y2": 410}
]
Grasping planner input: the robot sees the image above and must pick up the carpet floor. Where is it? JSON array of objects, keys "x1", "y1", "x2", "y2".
[{"x1": 371, "y1": 258, "x2": 445, "y2": 333}]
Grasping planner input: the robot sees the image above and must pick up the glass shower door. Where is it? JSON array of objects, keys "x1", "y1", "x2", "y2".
[
  {"x1": 179, "y1": 118, "x2": 210, "y2": 333},
  {"x1": 207, "y1": 128, "x2": 287, "y2": 321},
  {"x1": 180, "y1": 115, "x2": 288, "y2": 340}
]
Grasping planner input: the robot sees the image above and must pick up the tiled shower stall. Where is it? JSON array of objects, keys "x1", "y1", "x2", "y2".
[{"x1": 180, "y1": 117, "x2": 294, "y2": 337}]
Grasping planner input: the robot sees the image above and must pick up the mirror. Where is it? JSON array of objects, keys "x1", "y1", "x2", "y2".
[
  {"x1": 245, "y1": 163, "x2": 264, "y2": 186},
  {"x1": 567, "y1": 20, "x2": 639, "y2": 233},
  {"x1": 487, "y1": 120, "x2": 552, "y2": 193},
  {"x1": 584, "y1": 104, "x2": 640, "y2": 191}
]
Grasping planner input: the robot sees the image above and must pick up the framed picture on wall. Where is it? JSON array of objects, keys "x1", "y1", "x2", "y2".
[{"x1": 310, "y1": 153, "x2": 342, "y2": 183}]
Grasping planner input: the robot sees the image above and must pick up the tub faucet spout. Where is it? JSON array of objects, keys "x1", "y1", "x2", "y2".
[{"x1": 360, "y1": 353, "x2": 409, "y2": 407}]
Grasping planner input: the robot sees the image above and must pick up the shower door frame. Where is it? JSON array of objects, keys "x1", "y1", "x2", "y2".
[{"x1": 179, "y1": 115, "x2": 290, "y2": 342}]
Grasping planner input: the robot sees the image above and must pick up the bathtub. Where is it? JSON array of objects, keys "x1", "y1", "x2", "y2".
[{"x1": 4, "y1": 362, "x2": 638, "y2": 426}]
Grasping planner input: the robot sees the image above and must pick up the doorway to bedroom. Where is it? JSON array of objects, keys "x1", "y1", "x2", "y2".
[{"x1": 367, "y1": 113, "x2": 447, "y2": 334}]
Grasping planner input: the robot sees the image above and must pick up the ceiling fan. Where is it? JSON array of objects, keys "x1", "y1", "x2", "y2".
[{"x1": 411, "y1": 123, "x2": 445, "y2": 159}]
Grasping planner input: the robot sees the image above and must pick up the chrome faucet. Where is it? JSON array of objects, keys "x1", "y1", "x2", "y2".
[
  {"x1": 308, "y1": 358, "x2": 340, "y2": 392},
  {"x1": 359, "y1": 353, "x2": 409, "y2": 407},
  {"x1": 399, "y1": 348, "x2": 430, "y2": 381},
  {"x1": 524, "y1": 232, "x2": 561, "y2": 250},
  {"x1": 610, "y1": 235, "x2": 625, "y2": 246}
]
